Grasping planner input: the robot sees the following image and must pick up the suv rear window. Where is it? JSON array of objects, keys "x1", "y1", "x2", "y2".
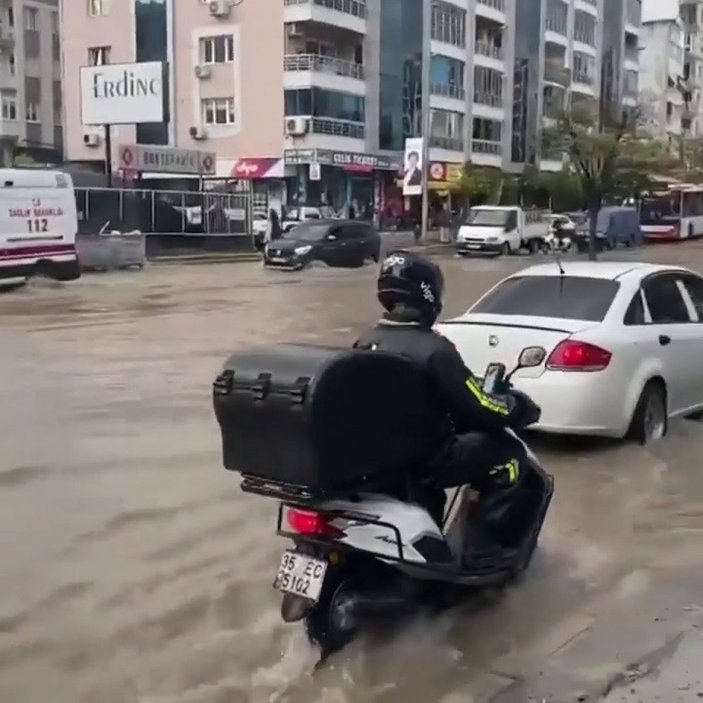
[{"x1": 471, "y1": 275, "x2": 620, "y2": 321}]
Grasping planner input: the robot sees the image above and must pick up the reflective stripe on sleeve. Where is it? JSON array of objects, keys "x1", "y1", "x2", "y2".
[{"x1": 466, "y1": 377, "x2": 509, "y2": 415}]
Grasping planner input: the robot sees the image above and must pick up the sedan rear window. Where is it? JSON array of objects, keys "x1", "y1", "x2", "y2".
[{"x1": 471, "y1": 275, "x2": 620, "y2": 322}]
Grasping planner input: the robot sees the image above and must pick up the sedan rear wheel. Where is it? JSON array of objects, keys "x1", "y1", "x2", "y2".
[{"x1": 628, "y1": 381, "x2": 667, "y2": 445}]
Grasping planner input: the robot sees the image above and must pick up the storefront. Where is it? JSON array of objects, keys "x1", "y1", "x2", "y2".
[
  {"x1": 427, "y1": 161, "x2": 465, "y2": 222},
  {"x1": 230, "y1": 157, "x2": 286, "y2": 215},
  {"x1": 283, "y1": 148, "x2": 403, "y2": 223}
]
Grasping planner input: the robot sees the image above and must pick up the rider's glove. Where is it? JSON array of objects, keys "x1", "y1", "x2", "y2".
[{"x1": 489, "y1": 458, "x2": 520, "y2": 488}]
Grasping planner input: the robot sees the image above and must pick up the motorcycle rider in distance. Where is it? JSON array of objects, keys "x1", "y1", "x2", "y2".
[{"x1": 354, "y1": 251, "x2": 532, "y2": 559}]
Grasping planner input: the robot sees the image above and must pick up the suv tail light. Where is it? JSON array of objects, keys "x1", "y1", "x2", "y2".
[
  {"x1": 287, "y1": 508, "x2": 344, "y2": 538},
  {"x1": 546, "y1": 340, "x2": 612, "y2": 371}
]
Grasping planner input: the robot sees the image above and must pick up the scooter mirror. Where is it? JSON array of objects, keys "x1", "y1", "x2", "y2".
[{"x1": 517, "y1": 346, "x2": 547, "y2": 369}]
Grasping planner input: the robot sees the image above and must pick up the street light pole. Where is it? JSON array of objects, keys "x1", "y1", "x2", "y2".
[{"x1": 420, "y1": 0, "x2": 432, "y2": 243}]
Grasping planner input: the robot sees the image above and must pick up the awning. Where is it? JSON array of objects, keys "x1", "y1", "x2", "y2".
[{"x1": 231, "y1": 157, "x2": 284, "y2": 179}]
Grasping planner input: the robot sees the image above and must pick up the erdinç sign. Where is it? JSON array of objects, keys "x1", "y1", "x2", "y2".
[{"x1": 80, "y1": 61, "x2": 168, "y2": 126}]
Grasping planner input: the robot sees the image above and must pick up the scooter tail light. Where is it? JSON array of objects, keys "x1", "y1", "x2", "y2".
[
  {"x1": 546, "y1": 340, "x2": 612, "y2": 371},
  {"x1": 287, "y1": 508, "x2": 345, "y2": 538}
]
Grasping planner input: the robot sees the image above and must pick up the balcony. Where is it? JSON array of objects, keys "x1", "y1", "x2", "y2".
[
  {"x1": 472, "y1": 139, "x2": 501, "y2": 155},
  {"x1": 430, "y1": 82, "x2": 466, "y2": 101},
  {"x1": 476, "y1": 0, "x2": 506, "y2": 23},
  {"x1": 283, "y1": 54, "x2": 366, "y2": 93},
  {"x1": 545, "y1": 15, "x2": 567, "y2": 37},
  {"x1": 284, "y1": 0, "x2": 367, "y2": 35},
  {"x1": 544, "y1": 60, "x2": 571, "y2": 86},
  {"x1": 429, "y1": 135, "x2": 464, "y2": 152},
  {"x1": 0, "y1": 24, "x2": 14, "y2": 50}
]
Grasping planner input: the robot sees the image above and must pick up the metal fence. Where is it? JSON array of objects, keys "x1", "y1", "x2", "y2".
[{"x1": 74, "y1": 187, "x2": 252, "y2": 237}]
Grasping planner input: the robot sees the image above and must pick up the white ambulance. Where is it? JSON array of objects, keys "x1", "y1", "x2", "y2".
[{"x1": 0, "y1": 168, "x2": 80, "y2": 287}]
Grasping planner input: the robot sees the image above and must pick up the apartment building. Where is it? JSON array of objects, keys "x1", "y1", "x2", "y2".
[
  {"x1": 638, "y1": 1, "x2": 685, "y2": 139},
  {"x1": 0, "y1": 0, "x2": 61, "y2": 166},
  {"x1": 511, "y1": 0, "x2": 605, "y2": 171},
  {"x1": 601, "y1": 0, "x2": 641, "y2": 123},
  {"x1": 680, "y1": 0, "x2": 703, "y2": 137}
]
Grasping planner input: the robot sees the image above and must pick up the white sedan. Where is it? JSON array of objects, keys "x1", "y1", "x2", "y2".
[{"x1": 437, "y1": 261, "x2": 703, "y2": 443}]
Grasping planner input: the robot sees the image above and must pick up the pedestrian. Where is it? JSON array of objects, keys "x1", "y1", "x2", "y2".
[{"x1": 266, "y1": 208, "x2": 281, "y2": 245}]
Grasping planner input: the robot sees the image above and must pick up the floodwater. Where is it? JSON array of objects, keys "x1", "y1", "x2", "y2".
[{"x1": 2, "y1": 247, "x2": 703, "y2": 702}]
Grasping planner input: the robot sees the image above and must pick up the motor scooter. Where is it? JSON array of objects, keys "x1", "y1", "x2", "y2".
[{"x1": 231, "y1": 347, "x2": 554, "y2": 655}]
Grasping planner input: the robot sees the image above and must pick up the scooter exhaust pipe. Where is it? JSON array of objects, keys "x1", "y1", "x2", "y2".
[{"x1": 341, "y1": 584, "x2": 417, "y2": 621}]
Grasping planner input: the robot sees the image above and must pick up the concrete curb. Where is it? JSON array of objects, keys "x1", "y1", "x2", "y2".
[{"x1": 148, "y1": 252, "x2": 262, "y2": 265}]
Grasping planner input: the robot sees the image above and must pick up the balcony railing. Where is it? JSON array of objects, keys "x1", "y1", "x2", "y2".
[
  {"x1": 283, "y1": 54, "x2": 365, "y2": 79},
  {"x1": 477, "y1": 0, "x2": 505, "y2": 11},
  {"x1": 430, "y1": 82, "x2": 466, "y2": 100},
  {"x1": 284, "y1": 0, "x2": 367, "y2": 19},
  {"x1": 578, "y1": 0, "x2": 597, "y2": 5},
  {"x1": 544, "y1": 62, "x2": 571, "y2": 85},
  {"x1": 472, "y1": 139, "x2": 502, "y2": 155},
  {"x1": 475, "y1": 40, "x2": 504, "y2": 60},
  {"x1": 303, "y1": 117, "x2": 366, "y2": 139},
  {"x1": 474, "y1": 90, "x2": 503, "y2": 107},
  {"x1": 545, "y1": 15, "x2": 567, "y2": 36},
  {"x1": 572, "y1": 70, "x2": 595, "y2": 86},
  {"x1": 430, "y1": 135, "x2": 464, "y2": 151}
]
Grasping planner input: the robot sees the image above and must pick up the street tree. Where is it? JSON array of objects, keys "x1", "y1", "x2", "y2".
[{"x1": 543, "y1": 106, "x2": 680, "y2": 260}]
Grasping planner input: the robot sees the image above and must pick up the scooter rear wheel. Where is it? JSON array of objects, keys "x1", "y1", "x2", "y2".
[{"x1": 304, "y1": 575, "x2": 360, "y2": 656}]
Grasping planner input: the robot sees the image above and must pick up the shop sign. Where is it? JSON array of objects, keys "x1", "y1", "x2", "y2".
[{"x1": 284, "y1": 149, "x2": 402, "y2": 171}]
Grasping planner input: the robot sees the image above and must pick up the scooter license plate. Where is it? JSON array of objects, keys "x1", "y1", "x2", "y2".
[{"x1": 273, "y1": 550, "x2": 328, "y2": 602}]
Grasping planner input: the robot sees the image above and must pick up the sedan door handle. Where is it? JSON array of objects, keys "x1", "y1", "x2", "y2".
[{"x1": 659, "y1": 335, "x2": 671, "y2": 346}]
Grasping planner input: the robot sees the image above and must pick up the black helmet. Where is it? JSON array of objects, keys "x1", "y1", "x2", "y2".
[{"x1": 377, "y1": 250, "x2": 445, "y2": 325}]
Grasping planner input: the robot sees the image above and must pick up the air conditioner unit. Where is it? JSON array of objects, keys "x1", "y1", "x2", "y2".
[
  {"x1": 287, "y1": 23, "x2": 303, "y2": 38},
  {"x1": 194, "y1": 64, "x2": 212, "y2": 79},
  {"x1": 190, "y1": 125, "x2": 208, "y2": 141},
  {"x1": 83, "y1": 132, "x2": 102, "y2": 147},
  {"x1": 209, "y1": 0, "x2": 230, "y2": 17},
  {"x1": 285, "y1": 117, "x2": 308, "y2": 137}
]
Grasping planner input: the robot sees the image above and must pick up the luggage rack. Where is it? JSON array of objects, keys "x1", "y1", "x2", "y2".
[{"x1": 240, "y1": 475, "x2": 336, "y2": 503}]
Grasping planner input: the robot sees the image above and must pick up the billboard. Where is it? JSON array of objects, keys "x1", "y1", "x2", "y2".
[
  {"x1": 80, "y1": 61, "x2": 167, "y2": 126},
  {"x1": 117, "y1": 144, "x2": 216, "y2": 175},
  {"x1": 403, "y1": 137, "x2": 424, "y2": 196}
]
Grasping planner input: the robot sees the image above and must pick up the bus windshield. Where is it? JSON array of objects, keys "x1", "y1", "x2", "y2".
[{"x1": 640, "y1": 193, "x2": 681, "y2": 226}]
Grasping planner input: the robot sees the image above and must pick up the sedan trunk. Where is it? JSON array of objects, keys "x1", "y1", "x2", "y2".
[{"x1": 436, "y1": 314, "x2": 598, "y2": 378}]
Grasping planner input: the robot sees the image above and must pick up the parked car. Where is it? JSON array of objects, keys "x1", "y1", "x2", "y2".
[
  {"x1": 437, "y1": 261, "x2": 703, "y2": 443},
  {"x1": 263, "y1": 219, "x2": 381, "y2": 270},
  {"x1": 252, "y1": 210, "x2": 268, "y2": 250}
]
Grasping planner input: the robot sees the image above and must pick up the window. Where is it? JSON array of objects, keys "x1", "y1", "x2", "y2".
[
  {"x1": 9, "y1": 54, "x2": 15, "y2": 76},
  {"x1": 1, "y1": 95, "x2": 16, "y2": 120},
  {"x1": 680, "y1": 274, "x2": 703, "y2": 319},
  {"x1": 431, "y1": 1, "x2": 466, "y2": 47},
  {"x1": 88, "y1": 46, "x2": 110, "y2": 66},
  {"x1": 574, "y1": 10, "x2": 596, "y2": 46},
  {"x1": 284, "y1": 88, "x2": 365, "y2": 123},
  {"x1": 25, "y1": 102, "x2": 39, "y2": 122},
  {"x1": 51, "y1": 11, "x2": 59, "y2": 35},
  {"x1": 642, "y1": 275, "x2": 690, "y2": 324},
  {"x1": 7, "y1": 5, "x2": 13, "y2": 26},
  {"x1": 201, "y1": 97, "x2": 235, "y2": 125},
  {"x1": 87, "y1": 0, "x2": 110, "y2": 17},
  {"x1": 430, "y1": 108, "x2": 464, "y2": 138},
  {"x1": 23, "y1": 7, "x2": 37, "y2": 30},
  {"x1": 200, "y1": 35, "x2": 234, "y2": 64},
  {"x1": 471, "y1": 276, "x2": 620, "y2": 322},
  {"x1": 624, "y1": 292, "x2": 645, "y2": 326}
]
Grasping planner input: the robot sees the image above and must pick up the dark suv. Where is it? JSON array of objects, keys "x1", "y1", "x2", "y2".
[{"x1": 263, "y1": 220, "x2": 381, "y2": 271}]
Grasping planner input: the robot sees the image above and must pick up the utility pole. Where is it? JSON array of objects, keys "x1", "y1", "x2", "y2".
[{"x1": 420, "y1": 0, "x2": 432, "y2": 242}]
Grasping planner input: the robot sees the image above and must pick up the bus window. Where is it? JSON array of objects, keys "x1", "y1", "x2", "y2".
[{"x1": 640, "y1": 193, "x2": 680, "y2": 225}]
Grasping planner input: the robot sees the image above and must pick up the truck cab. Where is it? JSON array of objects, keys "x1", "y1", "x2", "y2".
[{"x1": 456, "y1": 206, "x2": 549, "y2": 256}]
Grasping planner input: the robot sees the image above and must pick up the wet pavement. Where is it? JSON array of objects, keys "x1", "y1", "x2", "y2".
[{"x1": 2, "y1": 245, "x2": 703, "y2": 702}]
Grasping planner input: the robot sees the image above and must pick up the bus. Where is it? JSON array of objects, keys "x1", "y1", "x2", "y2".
[{"x1": 640, "y1": 184, "x2": 703, "y2": 241}]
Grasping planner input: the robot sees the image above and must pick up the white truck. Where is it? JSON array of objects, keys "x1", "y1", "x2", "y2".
[{"x1": 455, "y1": 206, "x2": 550, "y2": 256}]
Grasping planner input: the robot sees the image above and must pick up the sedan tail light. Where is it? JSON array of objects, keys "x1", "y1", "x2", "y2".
[{"x1": 546, "y1": 340, "x2": 612, "y2": 371}]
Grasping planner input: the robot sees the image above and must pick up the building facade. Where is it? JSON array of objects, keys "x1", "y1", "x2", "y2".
[
  {"x1": 512, "y1": 0, "x2": 606, "y2": 171},
  {"x1": 0, "y1": 0, "x2": 61, "y2": 166},
  {"x1": 638, "y1": 2, "x2": 685, "y2": 139}
]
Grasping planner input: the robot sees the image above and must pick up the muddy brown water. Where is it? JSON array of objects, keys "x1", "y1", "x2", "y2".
[{"x1": 2, "y1": 248, "x2": 703, "y2": 702}]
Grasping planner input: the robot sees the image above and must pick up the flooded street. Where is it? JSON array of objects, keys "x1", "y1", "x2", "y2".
[{"x1": 2, "y1": 248, "x2": 703, "y2": 702}]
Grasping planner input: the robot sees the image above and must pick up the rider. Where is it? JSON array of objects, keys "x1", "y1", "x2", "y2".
[{"x1": 354, "y1": 251, "x2": 531, "y2": 557}]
